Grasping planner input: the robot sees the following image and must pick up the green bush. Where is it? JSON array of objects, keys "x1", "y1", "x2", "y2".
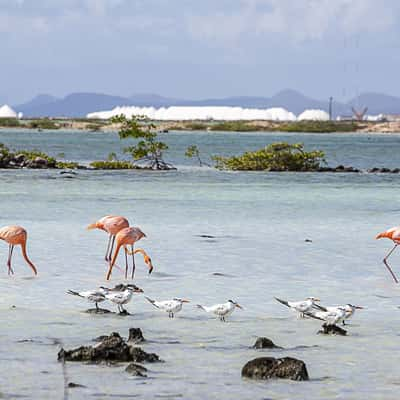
[
  {"x1": 56, "y1": 161, "x2": 79, "y2": 169},
  {"x1": 213, "y1": 142, "x2": 326, "y2": 171},
  {"x1": 0, "y1": 118, "x2": 21, "y2": 127},
  {"x1": 89, "y1": 160, "x2": 141, "y2": 169},
  {"x1": 276, "y1": 121, "x2": 358, "y2": 133},
  {"x1": 28, "y1": 118, "x2": 60, "y2": 130},
  {"x1": 209, "y1": 121, "x2": 256, "y2": 132}
]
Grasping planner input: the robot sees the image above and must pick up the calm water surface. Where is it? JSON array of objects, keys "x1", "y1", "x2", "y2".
[{"x1": 1, "y1": 129, "x2": 400, "y2": 399}]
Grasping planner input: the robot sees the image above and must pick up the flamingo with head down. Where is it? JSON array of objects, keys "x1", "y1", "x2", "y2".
[
  {"x1": 0, "y1": 225, "x2": 37, "y2": 276},
  {"x1": 106, "y1": 227, "x2": 148, "y2": 280},
  {"x1": 87, "y1": 215, "x2": 129, "y2": 261}
]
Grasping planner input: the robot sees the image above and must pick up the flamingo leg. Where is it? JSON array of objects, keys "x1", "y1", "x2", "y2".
[
  {"x1": 7, "y1": 245, "x2": 14, "y2": 275},
  {"x1": 104, "y1": 234, "x2": 112, "y2": 261},
  {"x1": 383, "y1": 244, "x2": 399, "y2": 283},
  {"x1": 124, "y1": 248, "x2": 128, "y2": 279},
  {"x1": 131, "y1": 244, "x2": 136, "y2": 279},
  {"x1": 108, "y1": 236, "x2": 116, "y2": 262}
]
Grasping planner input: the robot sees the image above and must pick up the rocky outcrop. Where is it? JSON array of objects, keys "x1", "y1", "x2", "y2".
[
  {"x1": 242, "y1": 357, "x2": 309, "y2": 381},
  {"x1": 125, "y1": 363, "x2": 148, "y2": 377},
  {"x1": 318, "y1": 323, "x2": 347, "y2": 336},
  {"x1": 58, "y1": 331, "x2": 161, "y2": 363},
  {"x1": 128, "y1": 328, "x2": 145, "y2": 344},
  {"x1": 253, "y1": 337, "x2": 281, "y2": 349}
]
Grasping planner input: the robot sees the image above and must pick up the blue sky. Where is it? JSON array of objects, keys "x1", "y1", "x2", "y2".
[{"x1": 1, "y1": 0, "x2": 400, "y2": 104}]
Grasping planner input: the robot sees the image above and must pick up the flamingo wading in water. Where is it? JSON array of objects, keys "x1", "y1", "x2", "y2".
[
  {"x1": 106, "y1": 227, "x2": 147, "y2": 280},
  {"x1": 376, "y1": 226, "x2": 400, "y2": 283},
  {"x1": 0, "y1": 225, "x2": 37, "y2": 275},
  {"x1": 87, "y1": 215, "x2": 129, "y2": 261}
]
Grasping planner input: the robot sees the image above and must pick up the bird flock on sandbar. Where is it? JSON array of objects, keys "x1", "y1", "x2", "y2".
[{"x1": 0, "y1": 219, "x2": 400, "y2": 329}]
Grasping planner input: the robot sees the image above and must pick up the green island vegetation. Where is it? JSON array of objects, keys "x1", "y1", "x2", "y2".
[
  {"x1": 27, "y1": 118, "x2": 60, "y2": 130},
  {"x1": 0, "y1": 142, "x2": 78, "y2": 169},
  {"x1": 0, "y1": 118, "x2": 21, "y2": 127},
  {"x1": 275, "y1": 120, "x2": 358, "y2": 133},
  {"x1": 90, "y1": 115, "x2": 175, "y2": 170},
  {"x1": 212, "y1": 142, "x2": 326, "y2": 171}
]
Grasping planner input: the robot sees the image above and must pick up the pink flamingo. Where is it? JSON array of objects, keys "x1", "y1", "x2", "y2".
[
  {"x1": 376, "y1": 226, "x2": 400, "y2": 283},
  {"x1": 106, "y1": 227, "x2": 147, "y2": 280},
  {"x1": 0, "y1": 225, "x2": 37, "y2": 275},
  {"x1": 87, "y1": 215, "x2": 129, "y2": 261}
]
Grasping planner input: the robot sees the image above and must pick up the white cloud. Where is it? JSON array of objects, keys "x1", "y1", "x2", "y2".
[{"x1": 186, "y1": 0, "x2": 398, "y2": 44}]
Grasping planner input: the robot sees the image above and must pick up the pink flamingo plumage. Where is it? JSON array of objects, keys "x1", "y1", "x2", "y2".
[
  {"x1": 87, "y1": 215, "x2": 129, "y2": 261},
  {"x1": 106, "y1": 227, "x2": 147, "y2": 280},
  {"x1": 0, "y1": 225, "x2": 37, "y2": 276},
  {"x1": 376, "y1": 226, "x2": 400, "y2": 283}
]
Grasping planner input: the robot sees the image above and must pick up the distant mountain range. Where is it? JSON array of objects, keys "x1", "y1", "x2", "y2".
[{"x1": 11, "y1": 89, "x2": 400, "y2": 117}]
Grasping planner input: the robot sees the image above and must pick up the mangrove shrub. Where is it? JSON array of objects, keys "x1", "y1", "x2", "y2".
[{"x1": 213, "y1": 142, "x2": 326, "y2": 171}]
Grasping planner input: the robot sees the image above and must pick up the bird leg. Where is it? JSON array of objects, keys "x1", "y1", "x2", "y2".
[
  {"x1": 131, "y1": 244, "x2": 136, "y2": 279},
  {"x1": 383, "y1": 244, "x2": 399, "y2": 283},
  {"x1": 95, "y1": 302, "x2": 99, "y2": 311},
  {"x1": 108, "y1": 235, "x2": 116, "y2": 262},
  {"x1": 104, "y1": 234, "x2": 112, "y2": 261},
  {"x1": 7, "y1": 245, "x2": 14, "y2": 275},
  {"x1": 124, "y1": 248, "x2": 128, "y2": 279}
]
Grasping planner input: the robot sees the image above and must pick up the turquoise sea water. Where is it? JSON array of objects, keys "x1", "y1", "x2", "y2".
[{"x1": 1, "y1": 129, "x2": 400, "y2": 399}]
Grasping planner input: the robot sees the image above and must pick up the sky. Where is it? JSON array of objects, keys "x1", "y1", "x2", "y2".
[{"x1": 1, "y1": 0, "x2": 400, "y2": 104}]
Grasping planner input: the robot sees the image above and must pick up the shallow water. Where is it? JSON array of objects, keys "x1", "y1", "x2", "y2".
[{"x1": 1, "y1": 129, "x2": 400, "y2": 399}]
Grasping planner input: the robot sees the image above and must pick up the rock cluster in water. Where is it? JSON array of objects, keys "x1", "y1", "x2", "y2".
[
  {"x1": 242, "y1": 357, "x2": 309, "y2": 381},
  {"x1": 318, "y1": 324, "x2": 347, "y2": 336},
  {"x1": 253, "y1": 337, "x2": 281, "y2": 349},
  {"x1": 57, "y1": 331, "x2": 160, "y2": 364},
  {"x1": 3, "y1": 154, "x2": 56, "y2": 169}
]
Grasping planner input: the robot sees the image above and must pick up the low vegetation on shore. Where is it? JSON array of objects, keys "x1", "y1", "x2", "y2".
[{"x1": 213, "y1": 142, "x2": 326, "y2": 171}]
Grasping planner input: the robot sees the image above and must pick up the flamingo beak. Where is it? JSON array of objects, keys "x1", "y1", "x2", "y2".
[{"x1": 148, "y1": 263, "x2": 154, "y2": 274}]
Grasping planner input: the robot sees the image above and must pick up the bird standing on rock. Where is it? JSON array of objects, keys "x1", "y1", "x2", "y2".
[
  {"x1": 0, "y1": 225, "x2": 37, "y2": 276},
  {"x1": 197, "y1": 300, "x2": 243, "y2": 322},
  {"x1": 313, "y1": 303, "x2": 364, "y2": 325},
  {"x1": 145, "y1": 297, "x2": 190, "y2": 318},
  {"x1": 105, "y1": 284, "x2": 143, "y2": 314}
]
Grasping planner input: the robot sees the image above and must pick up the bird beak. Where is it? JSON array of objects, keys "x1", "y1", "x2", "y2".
[
  {"x1": 181, "y1": 299, "x2": 190, "y2": 303},
  {"x1": 355, "y1": 306, "x2": 364, "y2": 309},
  {"x1": 235, "y1": 303, "x2": 243, "y2": 309},
  {"x1": 135, "y1": 287, "x2": 144, "y2": 293},
  {"x1": 148, "y1": 263, "x2": 154, "y2": 274},
  {"x1": 314, "y1": 298, "x2": 321, "y2": 302}
]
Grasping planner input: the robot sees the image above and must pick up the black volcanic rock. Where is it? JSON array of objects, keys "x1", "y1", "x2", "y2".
[
  {"x1": 253, "y1": 337, "x2": 281, "y2": 349},
  {"x1": 242, "y1": 357, "x2": 309, "y2": 381}
]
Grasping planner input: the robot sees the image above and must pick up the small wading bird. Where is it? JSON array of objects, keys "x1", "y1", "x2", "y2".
[
  {"x1": 106, "y1": 227, "x2": 147, "y2": 280},
  {"x1": 67, "y1": 289, "x2": 106, "y2": 311},
  {"x1": 305, "y1": 306, "x2": 348, "y2": 326},
  {"x1": 87, "y1": 215, "x2": 129, "y2": 261},
  {"x1": 275, "y1": 297, "x2": 320, "y2": 318},
  {"x1": 376, "y1": 227, "x2": 400, "y2": 283},
  {"x1": 314, "y1": 303, "x2": 364, "y2": 325},
  {"x1": 145, "y1": 297, "x2": 190, "y2": 318},
  {"x1": 104, "y1": 284, "x2": 143, "y2": 313},
  {"x1": 197, "y1": 300, "x2": 243, "y2": 322},
  {"x1": 0, "y1": 225, "x2": 37, "y2": 276}
]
